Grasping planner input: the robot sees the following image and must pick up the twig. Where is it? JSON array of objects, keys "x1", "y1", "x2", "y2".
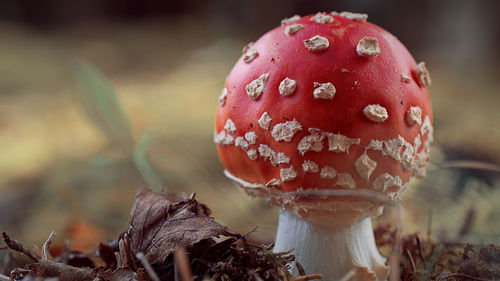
[
  {"x1": 439, "y1": 160, "x2": 500, "y2": 174},
  {"x1": 293, "y1": 188, "x2": 399, "y2": 206},
  {"x1": 458, "y1": 208, "x2": 475, "y2": 239},
  {"x1": 273, "y1": 248, "x2": 295, "y2": 256},
  {"x1": 174, "y1": 247, "x2": 193, "y2": 281},
  {"x1": 293, "y1": 274, "x2": 323, "y2": 281},
  {"x1": 0, "y1": 246, "x2": 7, "y2": 250},
  {"x1": 416, "y1": 236, "x2": 426, "y2": 268},
  {"x1": 136, "y1": 252, "x2": 160, "y2": 281},
  {"x1": 0, "y1": 273, "x2": 10, "y2": 281},
  {"x1": 427, "y1": 208, "x2": 433, "y2": 241},
  {"x1": 225, "y1": 169, "x2": 398, "y2": 206},
  {"x1": 437, "y1": 273, "x2": 493, "y2": 281},
  {"x1": 389, "y1": 204, "x2": 403, "y2": 281},
  {"x1": 115, "y1": 252, "x2": 123, "y2": 267},
  {"x1": 9, "y1": 268, "x2": 30, "y2": 280},
  {"x1": 296, "y1": 262, "x2": 306, "y2": 276},
  {"x1": 123, "y1": 232, "x2": 137, "y2": 270},
  {"x1": 32, "y1": 246, "x2": 43, "y2": 259},
  {"x1": 406, "y1": 249, "x2": 416, "y2": 272},
  {"x1": 29, "y1": 259, "x2": 93, "y2": 281},
  {"x1": 338, "y1": 269, "x2": 356, "y2": 281},
  {"x1": 42, "y1": 231, "x2": 56, "y2": 260},
  {"x1": 243, "y1": 226, "x2": 258, "y2": 238},
  {"x1": 119, "y1": 238, "x2": 128, "y2": 267},
  {"x1": 2, "y1": 232, "x2": 39, "y2": 262}
]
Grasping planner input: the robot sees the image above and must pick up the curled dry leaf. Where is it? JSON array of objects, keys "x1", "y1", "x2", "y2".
[{"x1": 127, "y1": 188, "x2": 239, "y2": 266}]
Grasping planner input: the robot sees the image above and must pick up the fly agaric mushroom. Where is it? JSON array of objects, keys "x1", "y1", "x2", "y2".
[{"x1": 215, "y1": 11, "x2": 432, "y2": 280}]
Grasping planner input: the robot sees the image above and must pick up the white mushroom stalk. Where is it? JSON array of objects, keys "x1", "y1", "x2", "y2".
[{"x1": 274, "y1": 210, "x2": 388, "y2": 280}]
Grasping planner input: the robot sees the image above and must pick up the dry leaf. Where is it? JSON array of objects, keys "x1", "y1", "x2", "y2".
[
  {"x1": 457, "y1": 244, "x2": 500, "y2": 280},
  {"x1": 128, "y1": 188, "x2": 237, "y2": 266}
]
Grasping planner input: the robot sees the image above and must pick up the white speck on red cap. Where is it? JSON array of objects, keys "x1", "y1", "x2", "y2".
[
  {"x1": 356, "y1": 37, "x2": 380, "y2": 57},
  {"x1": 320, "y1": 166, "x2": 337, "y2": 179},
  {"x1": 401, "y1": 74, "x2": 411, "y2": 83},
  {"x1": 280, "y1": 166, "x2": 297, "y2": 182},
  {"x1": 414, "y1": 147, "x2": 430, "y2": 178},
  {"x1": 258, "y1": 144, "x2": 277, "y2": 166},
  {"x1": 271, "y1": 119, "x2": 302, "y2": 142},
  {"x1": 366, "y1": 139, "x2": 383, "y2": 151},
  {"x1": 420, "y1": 116, "x2": 434, "y2": 149},
  {"x1": 381, "y1": 135, "x2": 406, "y2": 161},
  {"x1": 298, "y1": 128, "x2": 324, "y2": 155},
  {"x1": 310, "y1": 12, "x2": 334, "y2": 24},
  {"x1": 235, "y1": 136, "x2": 249, "y2": 151},
  {"x1": 242, "y1": 42, "x2": 254, "y2": 53},
  {"x1": 281, "y1": 15, "x2": 301, "y2": 25},
  {"x1": 401, "y1": 144, "x2": 415, "y2": 171},
  {"x1": 372, "y1": 173, "x2": 402, "y2": 193},
  {"x1": 285, "y1": 24, "x2": 304, "y2": 35},
  {"x1": 258, "y1": 112, "x2": 272, "y2": 130},
  {"x1": 339, "y1": 11, "x2": 368, "y2": 22},
  {"x1": 244, "y1": 131, "x2": 257, "y2": 144},
  {"x1": 406, "y1": 106, "x2": 422, "y2": 126},
  {"x1": 355, "y1": 152, "x2": 377, "y2": 180},
  {"x1": 324, "y1": 132, "x2": 360, "y2": 153},
  {"x1": 366, "y1": 135, "x2": 419, "y2": 171},
  {"x1": 224, "y1": 119, "x2": 236, "y2": 134},
  {"x1": 302, "y1": 160, "x2": 319, "y2": 173},
  {"x1": 247, "y1": 149, "x2": 258, "y2": 160},
  {"x1": 336, "y1": 173, "x2": 356, "y2": 188},
  {"x1": 313, "y1": 82, "x2": 336, "y2": 99},
  {"x1": 417, "y1": 62, "x2": 431, "y2": 87},
  {"x1": 243, "y1": 48, "x2": 258, "y2": 63},
  {"x1": 219, "y1": 88, "x2": 227, "y2": 106},
  {"x1": 413, "y1": 135, "x2": 422, "y2": 152},
  {"x1": 246, "y1": 74, "x2": 269, "y2": 100},
  {"x1": 304, "y1": 35, "x2": 329, "y2": 52},
  {"x1": 420, "y1": 116, "x2": 433, "y2": 138},
  {"x1": 363, "y1": 104, "x2": 388, "y2": 122},
  {"x1": 277, "y1": 152, "x2": 291, "y2": 164},
  {"x1": 214, "y1": 130, "x2": 234, "y2": 146},
  {"x1": 279, "y1": 78, "x2": 297, "y2": 96}
]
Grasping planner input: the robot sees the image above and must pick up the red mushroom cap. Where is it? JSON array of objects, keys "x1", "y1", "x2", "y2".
[{"x1": 215, "y1": 12, "x2": 433, "y2": 222}]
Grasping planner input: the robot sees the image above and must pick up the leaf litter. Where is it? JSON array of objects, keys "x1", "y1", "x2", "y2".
[{"x1": 1, "y1": 188, "x2": 499, "y2": 281}]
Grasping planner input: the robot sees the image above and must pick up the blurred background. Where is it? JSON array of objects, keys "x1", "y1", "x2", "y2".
[{"x1": 0, "y1": 0, "x2": 499, "y2": 249}]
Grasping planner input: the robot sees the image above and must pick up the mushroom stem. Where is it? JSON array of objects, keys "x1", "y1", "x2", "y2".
[{"x1": 274, "y1": 210, "x2": 389, "y2": 281}]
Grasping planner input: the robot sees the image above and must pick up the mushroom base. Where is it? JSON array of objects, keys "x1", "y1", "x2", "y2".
[
  {"x1": 274, "y1": 210, "x2": 389, "y2": 281},
  {"x1": 225, "y1": 170, "x2": 384, "y2": 226}
]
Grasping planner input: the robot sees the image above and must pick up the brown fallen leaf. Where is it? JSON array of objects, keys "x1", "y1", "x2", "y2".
[
  {"x1": 457, "y1": 244, "x2": 500, "y2": 280},
  {"x1": 1, "y1": 189, "x2": 296, "y2": 281},
  {"x1": 128, "y1": 188, "x2": 239, "y2": 266}
]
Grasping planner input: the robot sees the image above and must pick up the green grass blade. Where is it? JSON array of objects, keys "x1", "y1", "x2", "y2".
[
  {"x1": 133, "y1": 130, "x2": 164, "y2": 191},
  {"x1": 71, "y1": 60, "x2": 165, "y2": 190},
  {"x1": 71, "y1": 60, "x2": 135, "y2": 154}
]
